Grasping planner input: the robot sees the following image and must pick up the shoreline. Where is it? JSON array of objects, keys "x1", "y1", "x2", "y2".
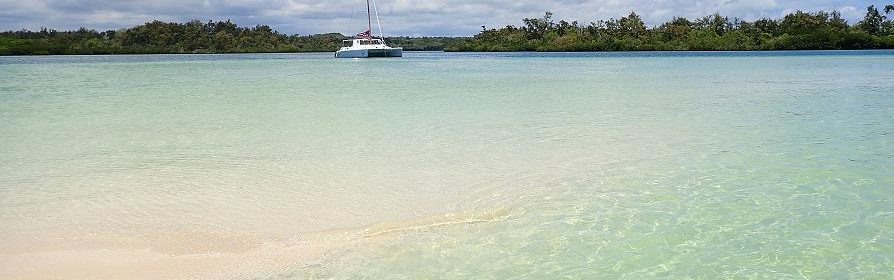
[{"x1": 0, "y1": 49, "x2": 892, "y2": 57}]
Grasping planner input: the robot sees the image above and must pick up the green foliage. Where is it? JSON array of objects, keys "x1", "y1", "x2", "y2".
[
  {"x1": 452, "y1": 6, "x2": 894, "y2": 52},
  {"x1": 4, "y1": 4, "x2": 894, "y2": 55},
  {"x1": 857, "y1": 5, "x2": 886, "y2": 35},
  {"x1": 0, "y1": 20, "x2": 457, "y2": 55}
]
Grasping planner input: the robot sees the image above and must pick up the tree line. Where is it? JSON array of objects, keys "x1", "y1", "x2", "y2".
[
  {"x1": 0, "y1": 20, "x2": 458, "y2": 55},
  {"x1": 447, "y1": 5, "x2": 894, "y2": 51},
  {"x1": 2, "y1": 5, "x2": 893, "y2": 55}
]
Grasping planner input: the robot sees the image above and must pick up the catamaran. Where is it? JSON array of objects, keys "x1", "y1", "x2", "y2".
[{"x1": 335, "y1": 0, "x2": 402, "y2": 58}]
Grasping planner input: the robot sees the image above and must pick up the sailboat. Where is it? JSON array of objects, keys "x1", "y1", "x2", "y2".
[{"x1": 335, "y1": 0, "x2": 403, "y2": 58}]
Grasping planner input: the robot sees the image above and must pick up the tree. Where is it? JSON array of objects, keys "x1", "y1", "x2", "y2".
[
  {"x1": 857, "y1": 5, "x2": 884, "y2": 35},
  {"x1": 522, "y1": 11, "x2": 555, "y2": 40},
  {"x1": 697, "y1": 13, "x2": 731, "y2": 35},
  {"x1": 619, "y1": 12, "x2": 646, "y2": 37},
  {"x1": 883, "y1": 4, "x2": 894, "y2": 35},
  {"x1": 661, "y1": 17, "x2": 693, "y2": 39},
  {"x1": 829, "y1": 11, "x2": 849, "y2": 31}
]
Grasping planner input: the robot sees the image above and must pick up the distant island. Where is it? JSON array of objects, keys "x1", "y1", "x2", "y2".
[{"x1": 1, "y1": 4, "x2": 892, "y2": 55}]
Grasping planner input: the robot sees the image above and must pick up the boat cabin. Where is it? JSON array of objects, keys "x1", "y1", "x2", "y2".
[{"x1": 342, "y1": 39, "x2": 386, "y2": 47}]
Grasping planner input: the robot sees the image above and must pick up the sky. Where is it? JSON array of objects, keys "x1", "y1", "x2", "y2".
[{"x1": 0, "y1": 0, "x2": 888, "y2": 36}]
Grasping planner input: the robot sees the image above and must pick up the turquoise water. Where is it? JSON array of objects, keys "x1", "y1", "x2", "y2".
[{"x1": 1, "y1": 51, "x2": 893, "y2": 279}]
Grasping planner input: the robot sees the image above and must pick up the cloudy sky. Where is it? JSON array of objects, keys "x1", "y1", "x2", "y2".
[{"x1": 0, "y1": 0, "x2": 887, "y2": 36}]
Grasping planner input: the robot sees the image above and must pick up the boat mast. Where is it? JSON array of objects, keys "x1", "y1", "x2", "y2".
[
  {"x1": 372, "y1": 0, "x2": 384, "y2": 40},
  {"x1": 366, "y1": 0, "x2": 373, "y2": 38}
]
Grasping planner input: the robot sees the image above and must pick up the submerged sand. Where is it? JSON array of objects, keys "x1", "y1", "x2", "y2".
[{"x1": 0, "y1": 205, "x2": 514, "y2": 279}]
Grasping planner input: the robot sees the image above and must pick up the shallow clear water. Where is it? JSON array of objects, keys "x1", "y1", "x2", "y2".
[{"x1": 1, "y1": 51, "x2": 893, "y2": 279}]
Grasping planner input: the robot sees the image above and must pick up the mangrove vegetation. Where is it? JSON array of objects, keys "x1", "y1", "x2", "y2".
[
  {"x1": 0, "y1": 20, "x2": 459, "y2": 55},
  {"x1": 1, "y1": 4, "x2": 893, "y2": 55},
  {"x1": 449, "y1": 5, "x2": 894, "y2": 51}
]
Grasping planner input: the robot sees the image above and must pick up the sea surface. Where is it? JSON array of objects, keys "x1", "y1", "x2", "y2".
[{"x1": 1, "y1": 51, "x2": 893, "y2": 279}]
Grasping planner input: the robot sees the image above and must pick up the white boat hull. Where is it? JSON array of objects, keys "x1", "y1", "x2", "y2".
[{"x1": 335, "y1": 47, "x2": 402, "y2": 58}]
